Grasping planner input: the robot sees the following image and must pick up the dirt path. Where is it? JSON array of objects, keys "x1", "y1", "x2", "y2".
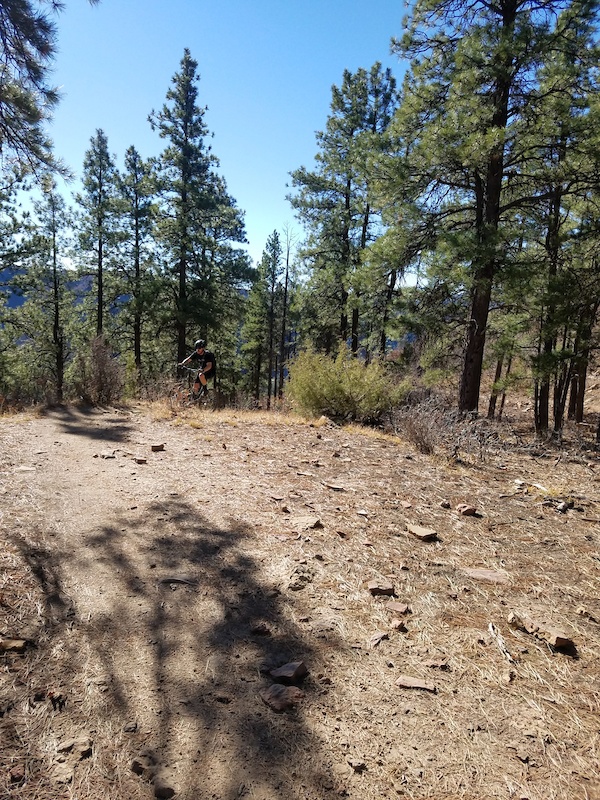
[{"x1": 1, "y1": 405, "x2": 600, "y2": 800}]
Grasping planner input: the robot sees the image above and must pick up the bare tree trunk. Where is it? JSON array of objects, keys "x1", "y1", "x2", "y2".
[
  {"x1": 497, "y1": 356, "x2": 512, "y2": 421},
  {"x1": 487, "y1": 355, "x2": 504, "y2": 420}
]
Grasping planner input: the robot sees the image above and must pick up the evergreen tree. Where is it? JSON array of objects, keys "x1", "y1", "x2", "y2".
[
  {"x1": 8, "y1": 175, "x2": 74, "y2": 401},
  {"x1": 240, "y1": 257, "x2": 268, "y2": 400},
  {"x1": 0, "y1": 1, "x2": 98, "y2": 179},
  {"x1": 378, "y1": 0, "x2": 600, "y2": 413},
  {"x1": 150, "y1": 49, "x2": 250, "y2": 364},
  {"x1": 0, "y1": 180, "x2": 28, "y2": 394},
  {"x1": 76, "y1": 129, "x2": 120, "y2": 338},
  {"x1": 290, "y1": 63, "x2": 397, "y2": 354},
  {"x1": 115, "y1": 145, "x2": 162, "y2": 381}
]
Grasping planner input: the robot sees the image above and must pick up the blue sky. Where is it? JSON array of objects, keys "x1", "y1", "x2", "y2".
[{"x1": 50, "y1": 0, "x2": 405, "y2": 264}]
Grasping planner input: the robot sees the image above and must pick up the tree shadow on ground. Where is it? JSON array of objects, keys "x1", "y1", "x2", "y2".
[
  {"x1": 40, "y1": 405, "x2": 133, "y2": 444},
  {"x1": 10, "y1": 496, "x2": 340, "y2": 800}
]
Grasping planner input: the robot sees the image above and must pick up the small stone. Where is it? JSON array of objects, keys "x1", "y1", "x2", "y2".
[
  {"x1": 134, "y1": 456, "x2": 147, "y2": 464},
  {"x1": 123, "y1": 721, "x2": 138, "y2": 733},
  {"x1": 347, "y1": 758, "x2": 367, "y2": 773},
  {"x1": 386, "y1": 601, "x2": 411, "y2": 615},
  {"x1": 259, "y1": 684, "x2": 304, "y2": 712},
  {"x1": 406, "y1": 524, "x2": 437, "y2": 541},
  {"x1": 270, "y1": 661, "x2": 308, "y2": 684},
  {"x1": 368, "y1": 631, "x2": 389, "y2": 649},
  {"x1": 0, "y1": 638, "x2": 27, "y2": 654},
  {"x1": 390, "y1": 618, "x2": 408, "y2": 632},
  {"x1": 401, "y1": 500, "x2": 412, "y2": 509},
  {"x1": 150, "y1": 443, "x2": 165, "y2": 452},
  {"x1": 293, "y1": 515, "x2": 323, "y2": 530},
  {"x1": 456, "y1": 503, "x2": 477, "y2": 516},
  {"x1": 440, "y1": 499, "x2": 451, "y2": 509},
  {"x1": 57, "y1": 737, "x2": 92, "y2": 760},
  {"x1": 9, "y1": 764, "x2": 25, "y2": 783},
  {"x1": 508, "y1": 611, "x2": 575, "y2": 649},
  {"x1": 52, "y1": 763, "x2": 74, "y2": 784},
  {"x1": 395, "y1": 674, "x2": 437, "y2": 692},
  {"x1": 100, "y1": 450, "x2": 116, "y2": 459},
  {"x1": 463, "y1": 568, "x2": 509, "y2": 584},
  {"x1": 367, "y1": 580, "x2": 395, "y2": 597}
]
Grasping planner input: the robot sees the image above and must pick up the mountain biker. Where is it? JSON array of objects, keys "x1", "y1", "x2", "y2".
[{"x1": 178, "y1": 339, "x2": 215, "y2": 396}]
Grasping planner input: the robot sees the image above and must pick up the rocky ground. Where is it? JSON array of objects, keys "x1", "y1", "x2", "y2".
[{"x1": 0, "y1": 402, "x2": 599, "y2": 800}]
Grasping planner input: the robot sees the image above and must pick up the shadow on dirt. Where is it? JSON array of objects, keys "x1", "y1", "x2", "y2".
[
  {"x1": 9, "y1": 496, "x2": 338, "y2": 800},
  {"x1": 41, "y1": 405, "x2": 133, "y2": 444}
]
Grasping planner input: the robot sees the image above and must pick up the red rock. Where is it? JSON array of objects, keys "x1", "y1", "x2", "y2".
[
  {"x1": 260, "y1": 684, "x2": 304, "y2": 712},
  {"x1": 269, "y1": 661, "x2": 308, "y2": 683},
  {"x1": 367, "y1": 580, "x2": 395, "y2": 596},
  {"x1": 386, "y1": 602, "x2": 411, "y2": 615},
  {"x1": 455, "y1": 503, "x2": 477, "y2": 516}
]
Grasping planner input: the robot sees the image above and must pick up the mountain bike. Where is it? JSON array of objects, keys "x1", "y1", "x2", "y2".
[{"x1": 168, "y1": 366, "x2": 216, "y2": 410}]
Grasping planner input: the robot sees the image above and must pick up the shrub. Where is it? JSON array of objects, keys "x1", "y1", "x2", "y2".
[
  {"x1": 68, "y1": 336, "x2": 124, "y2": 405},
  {"x1": 391, "y1": 394, "x2": 504, "y2": 461},
  {"x1": 287, "y1": 349, "x2": 410, "y2": 423}
]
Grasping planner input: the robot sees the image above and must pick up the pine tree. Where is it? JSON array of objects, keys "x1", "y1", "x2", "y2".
[
  {"x1": 76, "y1": 129, "x2": 120, "y2": 338},
  {"x1": 8, "y1": 174, "x2": 74, "y2": 401},
  {"x1": 150, "y1": 49, "x2": 250, "y2": 365},
  {"x1": 378, "y1": 0, "x2": 600, "y2": 413},
  {"x1": 290, "y1": 63, "x2": 397, "y2": 354},
  {"x1": 116, "y1": 145, "x2": 162, "y2": 381},
  {"x1": 0, "y1": 1, "x2": 98, "y2": 179}
]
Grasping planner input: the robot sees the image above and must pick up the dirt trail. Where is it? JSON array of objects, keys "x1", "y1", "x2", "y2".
[{"x1": 1, "y1": 405, "x2": 600, "y2": 800}]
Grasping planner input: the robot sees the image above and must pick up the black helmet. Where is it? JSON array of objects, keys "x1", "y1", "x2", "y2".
[{"x1": 194, "y1": 339, "x2": 205, "y2": 349}]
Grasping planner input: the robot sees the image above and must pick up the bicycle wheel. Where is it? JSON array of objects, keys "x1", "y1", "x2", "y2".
[{"x1": 169, "y1": 385, "x2": 190, "y2": 410}]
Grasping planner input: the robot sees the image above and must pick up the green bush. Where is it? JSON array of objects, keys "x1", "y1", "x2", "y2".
[{"x1": 287, "y1": 349, "x2": 410, "y2": 423}]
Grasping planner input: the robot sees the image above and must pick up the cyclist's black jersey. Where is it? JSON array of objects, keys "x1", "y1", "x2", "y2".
[{"x1": 187, "y1": 350, "x2": 215, "y2": 378}]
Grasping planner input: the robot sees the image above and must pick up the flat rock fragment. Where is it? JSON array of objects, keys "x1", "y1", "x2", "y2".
[
  {"x1": 0, "y1": 638, "x2": 28, "y2": 653},
  {"x1": 406, "y1": 524, "x2": 437, "y2": 541},
  {"x1": 368, "y1": 631, "x2": 389, "y2": 649},
  {"x1": 463, "y1": 567, "x2": 509, "y2": 584},
  {"x1": 367, "y1": 580, "x2": 395, "y2": 597},
  {"x1": 293, "y1": 515, "x2": 323, "y2": 530},
  {"x1": 395, "y1": 674, "x2": 437, "y2": 693},
  {"x1": 508, "y1": 611, "x2": 574, "y2": 649},
  {"x1": 386, "y1": 601, "x2": 411, "y2": 615}
]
